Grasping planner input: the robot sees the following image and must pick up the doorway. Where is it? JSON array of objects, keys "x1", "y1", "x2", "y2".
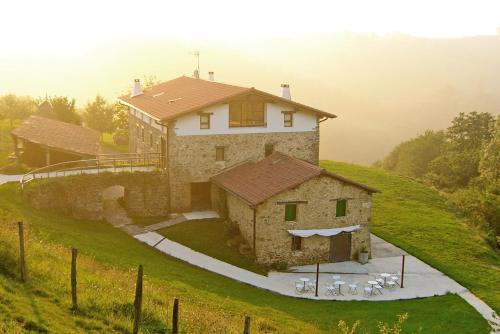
[
  {"x1": 190, "y1": 182, "x2": 212, "y2": 210},
  {"x1": 329, "y1": 233, "x2": 351, "y2": 262}
]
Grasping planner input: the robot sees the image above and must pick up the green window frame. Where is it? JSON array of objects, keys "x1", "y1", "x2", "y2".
[
  {"x1": 336, "y1": 199, "x2": 347, "y2": 217},
  {"x1": 285, "y1": 203, "x2": 297, "y2": 221}
]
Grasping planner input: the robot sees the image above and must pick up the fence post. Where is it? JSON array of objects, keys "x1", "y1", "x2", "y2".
[
  {"x1": 243, "y1": 316, "x2": 251, "y2": 334},
  {"x1": 18, "y1": 222, "x2": 26, "y2": 282},
  {"x1": 71, "y1": 248, "x2": 78, "y2": 310},
  {"x1": 172, "y1": 298, "x2": 179, "y2": 334},
  {"x1": 132, "y1": 265, "x2": 143, "y2": 334},
  {"x1": 401, "y1": 255, "x2": 405, "y2": 288},
  {"x1": 315, "y1": 262, "x2": 319, "y2": 297}
]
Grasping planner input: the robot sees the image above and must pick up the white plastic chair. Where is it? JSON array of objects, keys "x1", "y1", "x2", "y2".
[
  {"x1": 363, "y1": 286, "x2": 373, "y2": 297},
  {"x1": 386, "y1": 280, "x2": 397, "y2": 290},
  {"x1": 374, "y1": 284, "x2": 384, "y2": 295},
  {"x1": 348, "y1": 283, "x2": 358, "y2": 295},
  {"x1": 325, "y1": 284, "x2": 338, "y2": 296},
  {"x1": 295, "y1": 281, "x2": 306, "y2": 294}
]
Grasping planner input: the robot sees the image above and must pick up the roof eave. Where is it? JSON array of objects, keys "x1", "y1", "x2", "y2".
[{"x1": 320, "y1": 170, "x2": 380, "y2": 193}]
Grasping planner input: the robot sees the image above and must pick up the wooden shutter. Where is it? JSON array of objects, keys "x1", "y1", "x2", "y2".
[
  {"x1": 285, "y1": 204, "x2": 297, "y2": 221},
  {"x1": 336, "y1": 199, "x2": 347, "y2": 217}
]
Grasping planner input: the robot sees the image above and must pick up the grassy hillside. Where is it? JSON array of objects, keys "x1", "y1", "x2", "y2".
[
  {"x1": 321, "y1": 161, "x2": 500, "y2": 313},
  {"x1": 0, "y1": 182, "x2": 490, "y2": 333}
]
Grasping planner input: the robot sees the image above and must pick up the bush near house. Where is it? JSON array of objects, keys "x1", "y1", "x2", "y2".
[{"x1": 0, "y1": 181, "x2": 490, "y2": 333}]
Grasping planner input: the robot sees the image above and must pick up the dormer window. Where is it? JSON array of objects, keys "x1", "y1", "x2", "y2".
[
  {"x1": 200, "y1": 113, "x2": 210, "y2": 129},
  {"x1": 229, "y1": 98, "x2": 266, "y2": 127}
]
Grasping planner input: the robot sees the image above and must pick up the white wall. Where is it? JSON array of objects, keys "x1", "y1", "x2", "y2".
[{"x1": 173, "y1": 102, "x2": 318, "y2": 136}]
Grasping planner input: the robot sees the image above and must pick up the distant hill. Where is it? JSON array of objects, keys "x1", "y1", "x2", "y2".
[{"x1": 1, "y1": 33, "x2": 499, "y2": 164}]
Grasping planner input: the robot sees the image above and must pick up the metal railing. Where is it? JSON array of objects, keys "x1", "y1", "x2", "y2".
[{"x1": 20, "y1": 152, "x2": 163, "y2": 190}]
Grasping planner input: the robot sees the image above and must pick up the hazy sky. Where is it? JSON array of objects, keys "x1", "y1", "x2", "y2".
[{"x1": 1, "y1": 0, "x2": 499, "y2": 55}]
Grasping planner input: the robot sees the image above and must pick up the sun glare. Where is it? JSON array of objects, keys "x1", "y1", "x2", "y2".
[{"x1": 1, "y1": 0, "x2": 499, "y2": 54}]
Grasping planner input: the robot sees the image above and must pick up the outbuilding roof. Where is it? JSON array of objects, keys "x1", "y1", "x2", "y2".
[
  {"x1": 211, "y1": 152, "x2": 379, "y2": 206},
  {"x1": 119, "y1": 76, "x2": 336, "y2": 121},
  {"x1": 12, "y1": 116, "x2": 100, "y2": 156}
]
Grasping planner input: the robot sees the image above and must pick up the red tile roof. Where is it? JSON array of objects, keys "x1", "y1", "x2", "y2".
[
  {"x1": 12, "y1": 116, "x2": 100, "y2": 156},
  {"x1": 211, "y1": 152, "x2": 378, "y2": 206},
  {"x1": 119, "y1": 76, "x2": 336, "y2": 121}
]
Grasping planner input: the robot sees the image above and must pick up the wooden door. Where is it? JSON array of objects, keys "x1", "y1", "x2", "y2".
[{"x1": 329, "y1": 233, "x2": 351, "y2": 262}]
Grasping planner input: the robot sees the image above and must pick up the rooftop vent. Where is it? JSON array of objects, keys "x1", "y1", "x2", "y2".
[
  {"x1": 208, "y1": 71, "x2": 214, "y2": 81},
  {"x1": 131, "y1": 79, "x2": 143, "y2": 97}
]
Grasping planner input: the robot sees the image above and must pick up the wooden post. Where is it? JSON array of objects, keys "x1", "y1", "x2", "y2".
[
  {"x1": 243, "y1": 316, "x2": 251, "y2": 334},
  {"x1": 132, "y1": 265, "x2": 143, "y2": 334},
  {"x1": 315, "y1": 262, "x2": 319, "y2": 297},
  {"x1": 71, "y1": 248, "x2": 78, "y2": 310},
  {"x1": 172, "y1": 298, "x2": 179, "y2": 334},
  {"x1": 18, "y1": 222, "x2": 26, "y2": 282},
  {"x1": 401, "y1": 255, "x2": 405, "y2": 288}
]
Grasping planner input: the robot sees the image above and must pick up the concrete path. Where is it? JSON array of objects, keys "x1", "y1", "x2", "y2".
[
  {"x1": 131, "y1": 231, "x2": 498, "y2": 331},
  {"x1": 0, "y1": 174, "x2": 23, "y2": 185},
  {"x1": 144, "y1": 210, "x2": 220, "y2": 231}
]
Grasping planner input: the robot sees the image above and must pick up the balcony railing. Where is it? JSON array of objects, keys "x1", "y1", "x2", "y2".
[{"x1": 20, "y1": 152, "x2": 163, "y2": 191}]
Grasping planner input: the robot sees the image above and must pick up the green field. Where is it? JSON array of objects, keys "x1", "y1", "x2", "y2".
[
  {"x1": 321, "y1": 161, "x2": 500, "y2": 313},
  {"x1": 101, "y1": 132, "x2": 129, "y2": 154},
  {"x1": 0, "y1": 163, "x2": 493, "y2": 333},
  {"x1": 159, "y1": 219, "x2": 268, "y2": 275}
]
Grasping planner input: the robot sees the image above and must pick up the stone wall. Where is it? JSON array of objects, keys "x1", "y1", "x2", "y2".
[
  {"x1": 128, "y1": 111, "x2": 165, "y2": 155},
  {"x1": 225, "y1": 175, "x2": 373, "y2": 266},
  {"x1": 226, "y1": 193, "x2": 254, "y2": 247},
  {"x1": 24, "y1": 172, "x2": 169, "y2": 220},
  {"x1": 167, "y1": 129, "x2": 319, "y2": 212}
]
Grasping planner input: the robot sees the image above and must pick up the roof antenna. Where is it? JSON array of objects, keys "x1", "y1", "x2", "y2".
[{"x1": 192, "y1": 50, "x2": 200, "y2": 79}]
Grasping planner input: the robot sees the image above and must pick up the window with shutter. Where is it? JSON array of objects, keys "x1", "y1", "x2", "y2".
[
  {"x1": 336, "y1": 199, "x2": 347, "y2": 217},
  {"x1": 285, "y1": 204, "x2": 297, "y2": 221}
]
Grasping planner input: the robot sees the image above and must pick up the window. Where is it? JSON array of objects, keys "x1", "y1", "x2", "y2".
[
  {"x1": 336, "y1": 199, "x2": 347, "y2": 217},
  {"x1": 285, "y1": 204, "x2": 297, "y2": 221},
  {"x1": 200, "y1": 113, "x2": 210, "y2": 129},
  {"x1": 265, "y1": 143, "x2": 274, "y2": 157},
  {"x1": 149, "y1": 133, "x2": 154, "y2": 148},
  {"x1": 291, "y1": 236, "x2": 302, "y2": 251},
  {"x1": 141, "y1": 126, "x2": 145, "y2": 142},
  {"x1": 229, "y1": 100, "x2": 266, "y2": 127},
  {"x1": 283, "y1": 112, "x2": 293, "y2": 127},
  {"x1": 216, "y1": 147, "x2": 225, "y2": 161}
]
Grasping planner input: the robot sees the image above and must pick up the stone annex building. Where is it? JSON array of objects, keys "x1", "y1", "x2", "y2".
[{"x1": 119, "y1": 74, "x2": 379, "y2": 266}]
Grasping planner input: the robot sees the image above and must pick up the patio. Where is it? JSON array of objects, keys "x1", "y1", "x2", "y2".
[{"x1": 265, "y1": 235, "x2": 466, "y2": 300}]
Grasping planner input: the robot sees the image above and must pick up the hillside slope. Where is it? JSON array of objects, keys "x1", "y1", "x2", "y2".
[
  {"x1": 321, "y1": 161, "x2": 500, "y2": 313},
  {"x1": 0, "y1": 167, "x2": 493, "y2": 333}
]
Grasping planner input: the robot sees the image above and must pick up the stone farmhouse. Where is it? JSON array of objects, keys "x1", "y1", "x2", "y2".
[{"x1": 119, "y1": 74, "x2": 379, "y2": 266}]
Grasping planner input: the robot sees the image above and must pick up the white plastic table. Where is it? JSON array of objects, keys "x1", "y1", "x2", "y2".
[
  {"x1": 334, "y1": 280, "x2": 345, "y2": 295},
  {"x1": 380, "y1": 273, "x2": 391, "y2": 285},
  {"x1": 367, "y1": 280, "x2": 378, "y2": 295},
  {"x1": 299, "y1": 278, "x2": 310, "y2": 290}
]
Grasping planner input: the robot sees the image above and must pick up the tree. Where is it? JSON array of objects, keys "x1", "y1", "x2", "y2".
[
  {"x1": 479, "y1": 116, "x2": 500, "y2": 186},
  {"x1": 36, "y1": 96, "x2": 82, "y2": 125},
  {"x1": 112, "y1": 102, "x2": 129, "y2": 145},
  {"x1": 426, "y1": 111, "x2": 495, "y2": 190},
  {"x1": 0, "y1": 94, "x2": 36, "y2": 128},
  {"x1": 83, "y1": 95, "x2": 115, "y2": 139},
  {"x1": 381, "y1": 130, "x2": 445, "y2": 178}
]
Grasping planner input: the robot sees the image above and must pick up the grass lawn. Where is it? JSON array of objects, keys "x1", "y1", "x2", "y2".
[
  {"x1": 132, "y1": 215, "x2": 170, "y2": 227},
  {"x1": 158, "y1": 219, "x2": 268, "y2": 275},
  {"x1": 0, "y1": 181, "x2": 491, "y2": 333},
  {"x1": 101, "y1": 132, "x2": 129, "y2": 154},
  {"x1": 321, "y1": 161, "x2": 500, "y2": 314}
]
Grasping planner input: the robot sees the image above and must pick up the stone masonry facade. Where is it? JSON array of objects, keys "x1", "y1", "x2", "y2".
[
  {"x1": 225, "y1": 175, "x2": 372, "y2": 266},
  {"x1": 24, "y1": 172, "x2": 169, "y2": 221},
  {"x1": 167, "y1": 129, "x2": 320, "y2": 212}
]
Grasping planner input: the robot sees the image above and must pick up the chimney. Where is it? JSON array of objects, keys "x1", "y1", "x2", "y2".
[
  {"x1": 208, "y1": 71, "x2": 214, "y2": 81},
  {"x1": 131, "y1": 79, "x2": 143, "y2": 97},
  {"x1": 280, "y1": 84, "x2": 291, "y2": 100},
  {"x1": 193, "y1": 69, "x2": 200, "y2": 79}
]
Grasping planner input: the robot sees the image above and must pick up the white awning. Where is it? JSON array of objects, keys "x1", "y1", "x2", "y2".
[{"x1": 287, "y1": 225, "x2": 361, "y2": 238}]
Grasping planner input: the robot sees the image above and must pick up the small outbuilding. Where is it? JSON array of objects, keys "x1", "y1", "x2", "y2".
[
  {"x1": 11, "y1": 115, "x2": 100, "y2": 167},
  {"x1": 211, "y1": 152, "x2": 379, "y2": 266}
]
